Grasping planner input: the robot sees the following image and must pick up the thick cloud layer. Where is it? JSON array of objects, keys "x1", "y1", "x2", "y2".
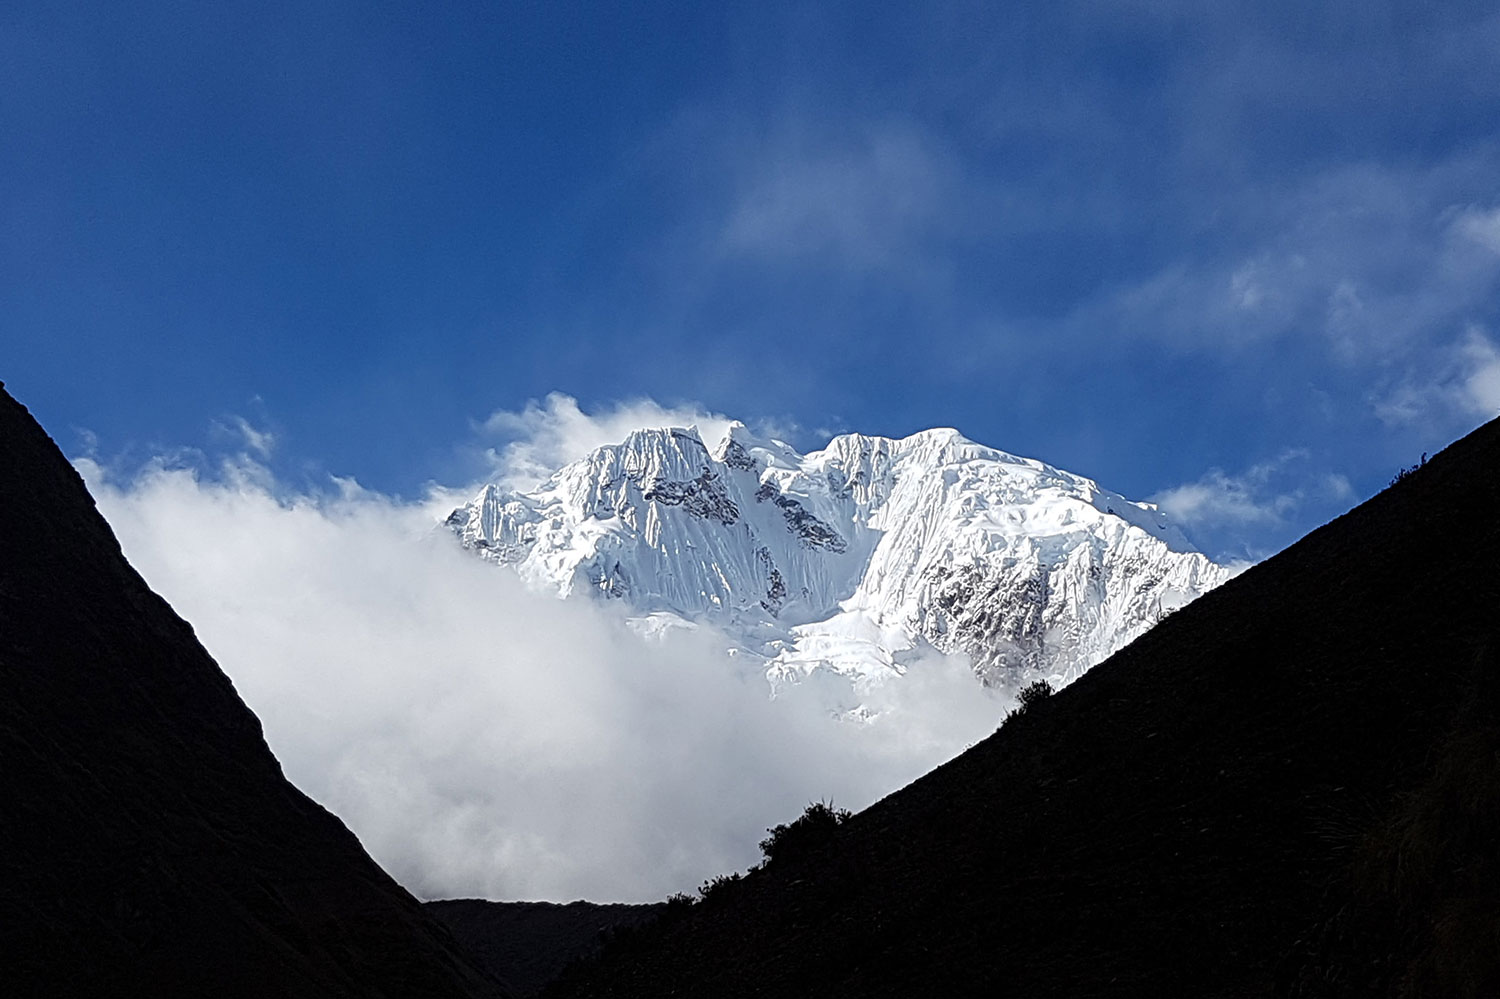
[{"x1": 77, "y1": 454, "x2": 1000, "y2": 903}]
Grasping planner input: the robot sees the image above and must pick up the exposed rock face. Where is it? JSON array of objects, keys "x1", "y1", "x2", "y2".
[
  {"x1": 446, "y1": 422, "x2": 1231, "y2": 688},
  {"x1": 0, "y1": 385, "x2": 506, "y2": 998}
]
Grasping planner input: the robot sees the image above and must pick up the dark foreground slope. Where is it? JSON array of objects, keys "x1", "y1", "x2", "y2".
[
  {"x1": 553, "y1": 420, "x2": 1500, "y2": 998},
  {"x1": 426, "y1": 900, "x2": 665, "y2": 998},
  {"x1": 0, "y1": 384, "x2": 505, "y2": 997}
]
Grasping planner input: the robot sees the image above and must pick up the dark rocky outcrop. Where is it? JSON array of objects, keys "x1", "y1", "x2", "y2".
[
  {"x1": 642, "y1": 469, "x2": 740, "y2": 525},
  {"x1": 550, "y1": 417, "x2": 1500, "y2": 997},
  {"x1": 753, "y1": 482, "x2": 847, "y2": 552},
  {"x1": 0, "y1": 384, "x2": 507, "y2": 998}
]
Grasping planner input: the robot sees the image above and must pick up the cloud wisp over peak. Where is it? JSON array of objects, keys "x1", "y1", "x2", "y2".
[{"x1": 476, "y1": 392, "x2": 740, "y2": 491}]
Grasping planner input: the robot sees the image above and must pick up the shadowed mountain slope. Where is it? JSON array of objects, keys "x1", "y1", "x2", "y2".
[
  {"x1": 426, "y1": 900, "x2": 666, "y2": 998},
  {"x1": 550, "y1": 419, "x2": 1500, "y2": 997},
  {"x1": 0, "y1": 384, "x2": 506, "y2": 998}
]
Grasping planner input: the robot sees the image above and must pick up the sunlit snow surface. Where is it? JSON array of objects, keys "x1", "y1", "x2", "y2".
[{"x1": 447, "y1": 423, "x2": 1231, "y2": 692}]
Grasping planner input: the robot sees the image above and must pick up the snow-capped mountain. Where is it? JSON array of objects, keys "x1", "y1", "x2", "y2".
[{"x1": 444, "y1": 422, "x2": 1232, "y2": 690}]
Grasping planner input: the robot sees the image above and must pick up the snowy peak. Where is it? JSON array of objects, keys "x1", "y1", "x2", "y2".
[{"x1": 446, "y1": 422, "x2": 1232, "y2": 688}]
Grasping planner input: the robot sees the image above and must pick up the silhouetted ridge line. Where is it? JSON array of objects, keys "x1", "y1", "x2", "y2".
[
  {"x1": 425, "y1": 900, "x2": 667, "y2": 998},
  {"x1": 548, "y1": 419, "x2": 1500, "y2": 998},
  {"x1": 0, "y1": 384, "x2": 508, "y2": 998}
]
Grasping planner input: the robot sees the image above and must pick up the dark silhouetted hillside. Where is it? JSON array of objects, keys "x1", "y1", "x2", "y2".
[
  {"x1": 0, "y1": 384, "x2": 507, "y2": 998},
  {"x1": 426, "y1": 900, "x2": 665, "y2": 998},
  {"x1": 548, "y1": 417, "x2": 1500, "y2": 998}
]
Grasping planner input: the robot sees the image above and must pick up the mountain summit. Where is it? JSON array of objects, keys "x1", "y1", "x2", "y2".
[{"x1": 445, "y1": 423, "x2": 1230, "y2": 688}]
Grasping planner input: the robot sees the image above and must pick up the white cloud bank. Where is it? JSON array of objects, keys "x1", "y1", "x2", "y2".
[{"x1": 77, "y1": 449, "x2": 999, "y2": 904}]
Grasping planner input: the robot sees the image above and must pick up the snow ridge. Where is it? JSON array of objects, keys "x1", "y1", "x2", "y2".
[{"x1": 445, "y1": 422, "x2": 1231, "y2": 690}]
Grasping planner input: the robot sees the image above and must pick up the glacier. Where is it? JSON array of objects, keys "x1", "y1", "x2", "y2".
[{"x1": 444, "y1": 421, "x2": 1232, "y2": 693}]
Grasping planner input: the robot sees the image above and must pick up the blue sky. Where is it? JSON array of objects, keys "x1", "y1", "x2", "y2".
[{"x1": 7, "y1": 1, "x2": 1500, "y2": 562}]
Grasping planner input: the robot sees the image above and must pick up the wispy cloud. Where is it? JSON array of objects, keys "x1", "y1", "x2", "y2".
[
  {"x1": 1152, "y1": 451, "x2": 1354, "y2": 556},
  {"x1": 1091, "y1": 164, "x2": 1500, "y2": 359},
  {"x1": 1450, "y1": 203, "x2": 1500, "y2": 255},
  {"x1": 717, "y1": 121, "x2": 962, "y2": 278},
  {"x1": 1462, "y1": 331, "x2": 1500, "y2": 415},
  {"x1": 1154, "y1": 468, "x2": 1295, "y2": 528},
  {"x1": 1374, "y1": 326, "x2": 1500, "y2": 429},
  {"x1": 475, "y1": 393, "x2": 738, "y2": 491},
  {"x1": 221, "y1": 415, "x2": 276, "y2": 460},
  {"x1": 472, "y1": 392, "x2": 816, "y2": 494}
]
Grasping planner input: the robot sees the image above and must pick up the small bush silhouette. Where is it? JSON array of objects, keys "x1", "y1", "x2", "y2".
[
  {"x1": 758, "y1": 800, "x2": 851, "y2": 865},
  {"x1": 650, "y1": 891, "x2": 698, "y2": 929},
  {"x1": 1389, "y1": 452, "x2": 1429, "y2": 487},
  {"x1": 697, "y1": 871, "x2": 743, "y2": 904},
  {"x1": 1001, "y1": 679, "x2": 1055, "y2": 726},
  {"x1": 1018, "y1": 679, "x2": 1054, "y2": 708}
]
